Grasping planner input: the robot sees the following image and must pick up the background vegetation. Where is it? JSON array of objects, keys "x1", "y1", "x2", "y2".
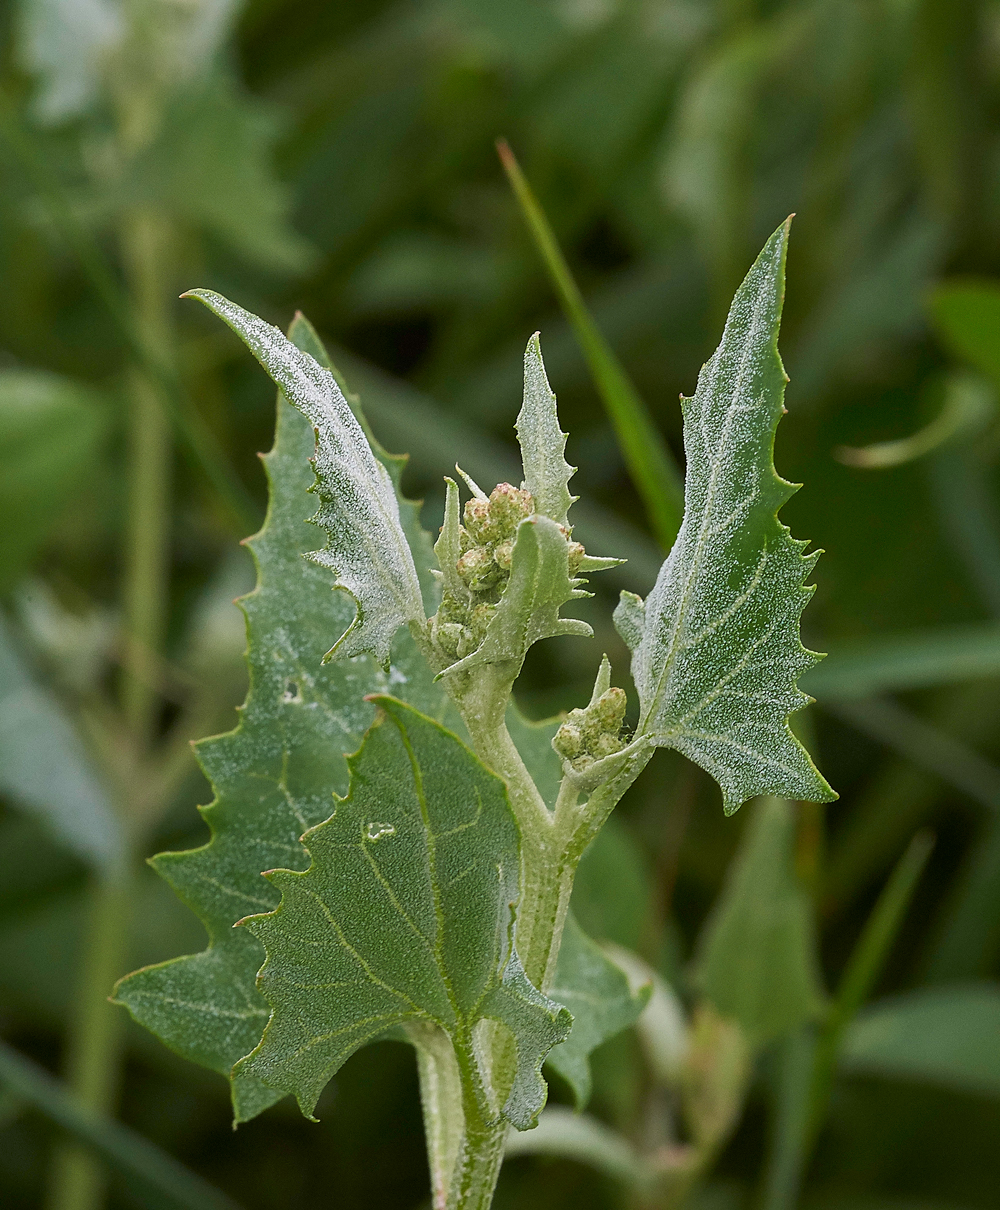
[{"x1": 1, "y1": 1, "x2": 999, "y2": 1208}]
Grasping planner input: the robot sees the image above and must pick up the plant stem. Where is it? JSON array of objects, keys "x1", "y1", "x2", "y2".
[
  {"x1": 45, "y1": 866, "x2": 135, "y2": 1210},
  {"x1": 47, "y1": 201, "x2": 175, "y2": 1210},
  {"x1": 120, "y1": 206, "x2": 174, "y2": 742}
]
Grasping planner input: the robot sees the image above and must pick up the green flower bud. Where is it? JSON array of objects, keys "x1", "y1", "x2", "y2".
[
  {"x1": 463, "y1": 498, "x2": 492, "y2": 544},
  {"x1": 493, "y1": 538, "x2": 514, "y2": 571},
  {"x1": 567, "y1": 541, "x2": 586, "y2": 574},
  {"x1": 590, "y1": 732, "x2": 624, "y2": 759},
  {"x1": 553, "y1": 722, "x2": 584, "y2": 759},
  {"x1": 488, "y1": 482, "x2": 534, "y2": 533},
  {"x1": 457, "y1": 546, "x2": 500, "y2": 591},
  {"x1": 591, "y1": 687, "x2": 627, "y2": 733}
]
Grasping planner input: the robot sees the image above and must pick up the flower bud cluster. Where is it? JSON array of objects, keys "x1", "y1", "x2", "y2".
[
  {"x1": 456, "y1": 483, "x2": 534, "y2": 592},
  {"x1": 431, "y1": 481, "x2": 594, "y2": 663},
  {"x1": 553, "y1": 686, "x2": 628, "y2": 771}
]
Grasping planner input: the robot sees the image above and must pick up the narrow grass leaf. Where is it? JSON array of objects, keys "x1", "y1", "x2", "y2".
[{"x1": 498, "y1": 139, "x2": 683, "y2": 549}]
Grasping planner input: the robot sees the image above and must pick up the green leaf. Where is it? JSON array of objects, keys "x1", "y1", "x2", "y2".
[
  {"x1": 545, "y1": 913, "x2": 650, "y2": 1109},
  {"x1": 0, "y1": 614, "x2": 121, "y2": 874},
  {"x1": 114, "y1": 319, "x2": 452, "y2": 1121},
  {"x1": 441, "y1": 513, "x2": 592, "y2": 678},
  {"x1": 0, "y1": 369, "x2": 110, "y2": 591},
  {"x1": 694, "y1": 798, "x2": 825, "y2": 1044},
  {"x1": 236, "y1": 697, "x2": 572, "y2": 1129},
  {"x1": 184, "y1": 289, "x2": 425, "y2": 669},
  {"x1": 840, "y1": 983, "x2": 1000, "y2": 1101},
  {"x1": 615, "y1": 221, "x2": 834, "y2": 814},
  {"x1": 516, "y1": 333, "x2": 576, "y2": 528}
]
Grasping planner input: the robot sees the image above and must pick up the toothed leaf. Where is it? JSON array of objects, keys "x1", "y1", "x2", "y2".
[
  {"x1": 616, "y1": 221, "x2": 834, "y2": 814},
  {"x1": 516, "y1": 334, "x2": 576, "y2": 527},
  {"x1": 114, "y1": 317, "x2": 455, "y2": 1121},
  {"x1": 185, "y1": 289, "x2": 424, "y2": 668},
  {"x1": 545, "y1": 913, "x2": 651, "y2": 1109},
  {"x1": 236, "y1": 697, "x2": 571, "y2": 1128},
  {"x1": 441, "y1": 514, "x2": 591, "y2": 679}
]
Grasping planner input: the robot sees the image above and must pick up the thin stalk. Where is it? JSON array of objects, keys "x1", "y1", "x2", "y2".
[
  {"x1": 120, "y1": 207, "x2": 174, "y2": 741},
  {"x1": 497, "y1": 139, "x2": 684, "y2": 550},
  {"x1": 49, "y1": 197, "x2": 177, "y2": 1210},
  {"x1": 806, "y1": 831, "x2": 934, "y2": 1143},
  {"x1": 758, "y1": 1026, "x2": 817, "y2": 1210},
  {"x1": 44, "y1": 868, "x2": 136, "y2": 1210}
]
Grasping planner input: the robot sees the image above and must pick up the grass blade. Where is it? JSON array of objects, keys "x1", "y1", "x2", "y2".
[
  {"x1": 0, "y1": 1041, "x2": 244, "y2": 1210},
  {"x1": 497, "y1": 139, "x2": 683, "y2": 549},
  {"x1": 808, "y1": 830, "x2": 935, "y2": 1137},
  {"x1": 760, "y1": 832, "x2": 932, "y2": 1210}
]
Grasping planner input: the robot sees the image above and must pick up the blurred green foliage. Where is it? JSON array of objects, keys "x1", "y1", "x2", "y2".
[{"x1": 1, "y1": 0, "x2": 1000, "y2": 1208}]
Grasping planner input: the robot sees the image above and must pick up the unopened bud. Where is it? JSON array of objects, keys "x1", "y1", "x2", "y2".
[
  {"x1": 567, "y1": 541, "x2": 586, "y2": 574},
  {"x1": 553, "y1": 722, "x2": 585, "y2": 759},
  {"x1": 463, "y1": 498, "x2": 491, "y2": 544},
  {"x1": 591, "y1": 732, "x2": 624, "y2": 759},
  {"x1": 494, "y1": 538, "x2": 514, "y2": 571},
  {"x1": 457, "y1": 546, "x2": 501, "y2": 591},
  {"x1": 469, "y1": 602, "x2": 496, "y2": 641},
  {"x1": 436, "y1": 622, "x2": 466, "y2": 658},
  {"x1": 591, "y1": 687, "x2": 627, "y2": 732},
  {"x1": 488, "y1": 483, "x2": 534, "y2": 532}
]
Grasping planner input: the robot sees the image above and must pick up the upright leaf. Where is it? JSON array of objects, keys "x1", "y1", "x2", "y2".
[
  {"x1": 615, "y1": 221, "x2": 834, "y2": 814},
  {"x1": 237, "y1": 698, "x2": 572, "y2": 1129},
  {"x1": 694, "y1": 797, "x2": 825, "y2": 1043},
  {"x1": 516, "y1": 333, "x2": 576, "y2": 527},
  {"x1": 115, "y1": 320, "x2": 452, "y2": 1122},
  {"x1": 184, "y1": 289, "x2": 424, "y2": 669}
]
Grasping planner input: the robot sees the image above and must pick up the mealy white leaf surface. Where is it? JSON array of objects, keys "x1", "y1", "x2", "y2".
[
  {"x1": 616, "y1": 220, "x2": 834, "y2": 813},
  {"x1": 516, "y1": 334, "x2": 577, "y2": 527},
  {"x1": 185, "y1": 289, "x2": 424, "y2": 669}
]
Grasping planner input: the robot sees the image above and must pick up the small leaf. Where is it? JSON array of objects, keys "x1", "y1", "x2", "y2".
[
  {"x1": 184, "y1": 289, "x2": 424, "y2": 669},
  {"x1": 516, "y1": 333, "x2": 577, "y2": 527},
  {"x1": 545, "y1": 913, "x2": 650, "y2": 1109},
  {"x1": 236, "y1": 697, "x2": 571, "y2": 1128},
  {"x1": 441, "y1": 514, "x2": 591, "y2": 678},
  {"x1": 617, "y1": 221, "x2": 834, "y2": 814},
  {"x1": 694, "y1": 797, "x2": 825, "y2": 1044}
]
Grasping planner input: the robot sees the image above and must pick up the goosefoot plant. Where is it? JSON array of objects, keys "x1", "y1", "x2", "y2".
[{"x1": 115, "y1": 219, "x2": 834, "y2": 1210}]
